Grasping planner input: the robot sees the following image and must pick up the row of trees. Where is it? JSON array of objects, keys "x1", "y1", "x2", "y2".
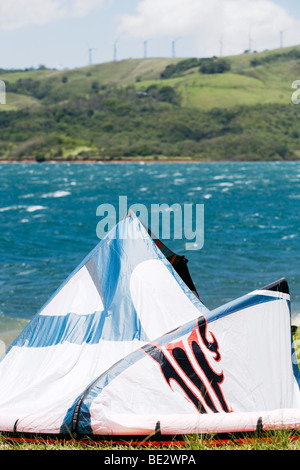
[{"x1": 160, "y1": 57, "x2": 231, "y2": 79}]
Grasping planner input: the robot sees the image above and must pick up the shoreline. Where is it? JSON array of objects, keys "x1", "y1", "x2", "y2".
[
  {"x1": 0, "y1": 158, "x2": 297, "y2": 164},
  {"x1": 0, "y1": 157, "x2": 216, "y2": 164}
]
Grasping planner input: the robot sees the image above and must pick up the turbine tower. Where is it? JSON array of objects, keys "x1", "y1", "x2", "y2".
[
  {"x1": 248, "y1": 31, "x2": 252, "y2": 53},
  {"x1": 280, "y1": 30, "x2": 286, "y2": 48},
  {"x1": 88, "y1": 47, "x2": 97, "y2": 66},
  {"x1": 114, "y1": 38, "x2": 120, "y2": 62},
  {"x1": 144, "y1": 39, "x2": 152, "y2": 59},
  {"x1": 172, "y1": 37, "x2": 180, "y2": 58}
]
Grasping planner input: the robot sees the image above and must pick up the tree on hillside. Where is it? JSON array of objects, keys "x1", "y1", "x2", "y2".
[{"x1": 199, "y1": 58, "x2": 231, "y2": 74}]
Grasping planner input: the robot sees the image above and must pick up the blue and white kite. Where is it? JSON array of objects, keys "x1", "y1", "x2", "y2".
[{"x1": 0, "y1": 212, "x2": 299, "y2": 436}]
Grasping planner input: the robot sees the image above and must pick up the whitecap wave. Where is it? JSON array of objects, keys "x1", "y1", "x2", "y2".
[
  {"x1": 26, "y1": 205, "x2": 46, "y2": 212},
  {"x1": 41, "y1": 190, "x2": 71, "y2": 198},
  {"x1": 0, "y1": 205, "x2": 25, "y2": 212}
]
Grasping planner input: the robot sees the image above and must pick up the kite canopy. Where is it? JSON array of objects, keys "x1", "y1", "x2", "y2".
[{"x1": 0, "y1": 212, "x2": 300, "y2": 437}]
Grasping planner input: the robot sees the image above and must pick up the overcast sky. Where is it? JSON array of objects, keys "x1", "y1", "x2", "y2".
[{"x1": 1, "y1": 0, "x2": 300, "y2": 69}]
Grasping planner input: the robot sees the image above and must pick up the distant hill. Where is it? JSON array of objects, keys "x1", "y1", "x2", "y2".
[{"x1": 1, "y1": 46, "x2": 300, "y2": 162}]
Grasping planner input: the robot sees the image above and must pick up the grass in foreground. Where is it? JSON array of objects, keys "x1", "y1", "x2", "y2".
[{"x1": 1, "y1": 430, "x2": 300, "y2": 451}]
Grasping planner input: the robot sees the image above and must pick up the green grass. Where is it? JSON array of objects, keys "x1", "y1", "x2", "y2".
[
  {"x1": 1, "y1": 46, "x2": 300, "y2": 162},
  {"x1": 4, "y1": 92, "x2": 41, "y2": 111}
]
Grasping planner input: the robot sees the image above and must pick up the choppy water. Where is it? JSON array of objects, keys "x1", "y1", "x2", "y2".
[{"x1": 1, "y1": 161, "x2": 300, "y2": 348}]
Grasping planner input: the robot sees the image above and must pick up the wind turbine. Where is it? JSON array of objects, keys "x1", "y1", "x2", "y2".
[
  {"x1": 220, "y1": 36, "x2": 223, "y2": 57},
  {"x1": 144, "y1": 39, "x2": 151, "y2": 59},
  {"x1": 280, "y1": 30, "x2": 287, "y2": 48},
  {"x1": 114, "y1": 37, "x2": 120, "y2": 62},
  {"x1": 248, "y1": 29, "x2": 253, "y2": 53}
]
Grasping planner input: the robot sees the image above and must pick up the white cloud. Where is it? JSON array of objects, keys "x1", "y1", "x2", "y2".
[
  {"x1": 0, "y1": 0, "x2": 104, "y2": 31},
  {"x1": 71, "y1": 0, "x2": 105, "y2": 18},
  {"x1": 118, "y1": 0, "x2": 300, "y2": 56}
]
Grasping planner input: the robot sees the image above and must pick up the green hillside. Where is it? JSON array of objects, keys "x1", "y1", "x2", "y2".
[{"x1": 1, "y1": 46, "x2": 300, "y2": 162}]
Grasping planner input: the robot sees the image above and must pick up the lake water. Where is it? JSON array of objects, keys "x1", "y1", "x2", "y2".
[{"x1": 1, "y1": 161, "x2": 300, "y2": 349}]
